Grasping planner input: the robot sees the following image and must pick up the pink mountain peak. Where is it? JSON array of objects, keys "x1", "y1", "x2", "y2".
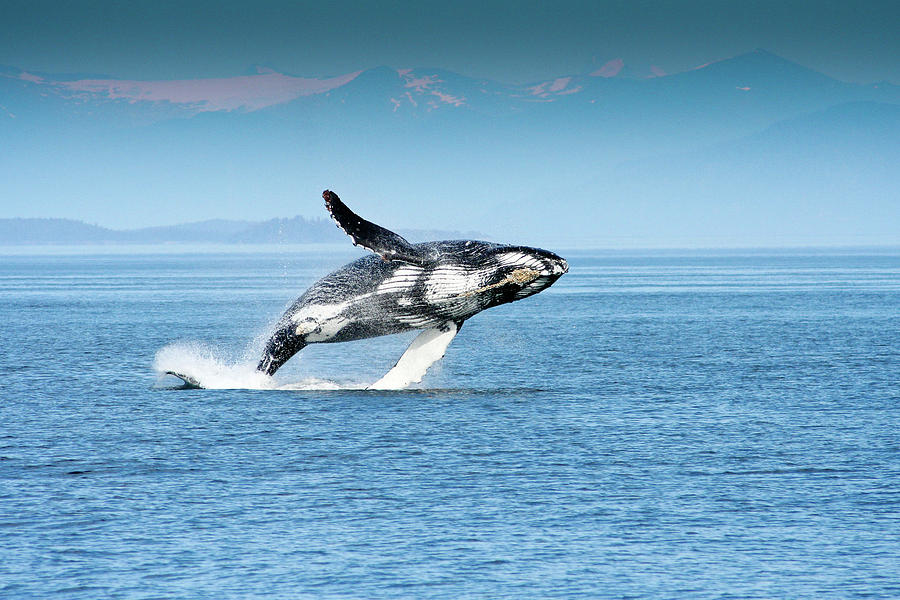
[
  {"x1": 430, "y1": 90, "x2": 465, "y2": 107},
  {"x1": 526, "y1": 76, "x2": 577, "y2": 98},
  {"x1": 399, "y1": 71, "x2": 466, "y2": 107},
  {"x1": 548, "y1": 77, "x2": 572, "y2": 92},
  {"x1": 403, "y1": 74, "x2": 438, "y2": 91},
  {"x1": 17, "y1": 71, "x2": 45, "y2": 84},
  {"x1": 53, "y1": 70, "x2": 362, "y2": 112},
  {"x1": 590, "y1": 58, "x2": 624, "y2": 78}
]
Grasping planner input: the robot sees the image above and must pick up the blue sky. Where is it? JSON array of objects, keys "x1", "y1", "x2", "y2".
[{"x1": 2, "y1": 0, "x2": 899, "y2": 84}]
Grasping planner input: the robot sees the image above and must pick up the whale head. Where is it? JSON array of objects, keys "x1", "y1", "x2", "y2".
[{"x1": 489, "y1": 245, "x2": 568, "y2": 302}]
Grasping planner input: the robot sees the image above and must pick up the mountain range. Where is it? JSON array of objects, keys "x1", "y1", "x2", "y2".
[
  {"x1": 4, "y1": 50, "x2": 897, "y2": 122},
  {"x1": 0, "y1": 216, "x2": 481, "y2": 246},
  {"x1": 2, "y1": 49, "x2": 898, "y2": 247}
]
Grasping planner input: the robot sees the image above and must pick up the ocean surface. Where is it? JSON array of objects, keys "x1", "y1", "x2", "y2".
[{"x1": 1, "y1": 245, "x2": 899, "y2": 599}]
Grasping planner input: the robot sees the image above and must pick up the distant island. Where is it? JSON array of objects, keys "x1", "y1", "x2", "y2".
[{"x1": 0, "y1": 216, "x2": 483, "y2": 246}]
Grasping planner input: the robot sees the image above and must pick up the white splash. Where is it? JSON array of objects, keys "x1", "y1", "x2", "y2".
[
  {"x1": 152, "y1": 337, "x2": 447, "y2": 392},
  {"x1": 152, "y1": 341, "x2": 367, "y2": 390}
]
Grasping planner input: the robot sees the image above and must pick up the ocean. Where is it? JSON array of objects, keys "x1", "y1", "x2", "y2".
[{"x1": 1, "y1": 246, "x2": 899, "y2": 598}]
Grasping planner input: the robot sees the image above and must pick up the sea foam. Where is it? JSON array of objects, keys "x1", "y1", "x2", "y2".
[{"x1": 153, "y1": 341, "x2": 366, "y2": 390}]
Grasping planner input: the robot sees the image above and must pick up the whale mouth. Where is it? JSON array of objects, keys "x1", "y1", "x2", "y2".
[{"x1": 549, "y1": 259, "x2": 568, "y2": 275}]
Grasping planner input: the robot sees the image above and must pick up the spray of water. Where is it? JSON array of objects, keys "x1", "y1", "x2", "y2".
[{"x1": 152, "y1": 341, "x2": 368, "y2": 390}]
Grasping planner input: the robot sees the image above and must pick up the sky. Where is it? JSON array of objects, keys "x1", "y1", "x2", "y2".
[
  {"x1": 2, "y1": 0, "x2": 899, "y2": 85},
  {"x1": 2, "y1": 0, "x2": 898, "y2": 247}
]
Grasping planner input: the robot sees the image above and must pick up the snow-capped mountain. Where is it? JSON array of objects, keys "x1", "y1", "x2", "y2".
[
  {"x1": 5, "y1": 49, "x2": 896, "y2": 123},
  {"x1": 2, "y1": 50, "x2": 898, "y2": 247}
]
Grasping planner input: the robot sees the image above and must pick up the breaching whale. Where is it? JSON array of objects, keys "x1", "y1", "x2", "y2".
[{"x1": 254, "y1": 190, "x2": 568, "y2": 389}]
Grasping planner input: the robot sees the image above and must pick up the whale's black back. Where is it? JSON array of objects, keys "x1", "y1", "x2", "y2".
[{"x1": 276, "y1": 240, "x2": 508, "y2": 342}]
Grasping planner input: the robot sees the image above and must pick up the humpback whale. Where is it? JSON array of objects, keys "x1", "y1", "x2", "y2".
[{"x1": 256, "y1": 190, "x2": 568, "y2": 389}]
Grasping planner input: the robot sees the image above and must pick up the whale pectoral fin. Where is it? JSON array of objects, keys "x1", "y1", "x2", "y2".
[
  {"x1": 323, "y1": 190, "x2": 429, "y2": 266},
  {"x1": 165, "y1": 371, "x2": 203, "y2": 389},
  {"x1": 368, "y1": 321, "x2": 461, "y2": 390}
]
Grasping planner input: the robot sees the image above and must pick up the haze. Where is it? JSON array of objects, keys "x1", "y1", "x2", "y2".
[{"x1": 1, "y1": 1, "x2": 898, "y2": 248}]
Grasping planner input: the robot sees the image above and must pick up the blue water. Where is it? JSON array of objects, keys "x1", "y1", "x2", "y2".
[{"x1": 2, "y1": 246, "x2": 899, "y2": 598}]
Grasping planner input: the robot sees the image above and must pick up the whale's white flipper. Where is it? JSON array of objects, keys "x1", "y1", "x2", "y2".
[
  {"x1": 368, "y1": 322, "x2": 459, "y2": 390},
  {"x1": 165, "y1": 370, "x2": 203, "y2": 388}
]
